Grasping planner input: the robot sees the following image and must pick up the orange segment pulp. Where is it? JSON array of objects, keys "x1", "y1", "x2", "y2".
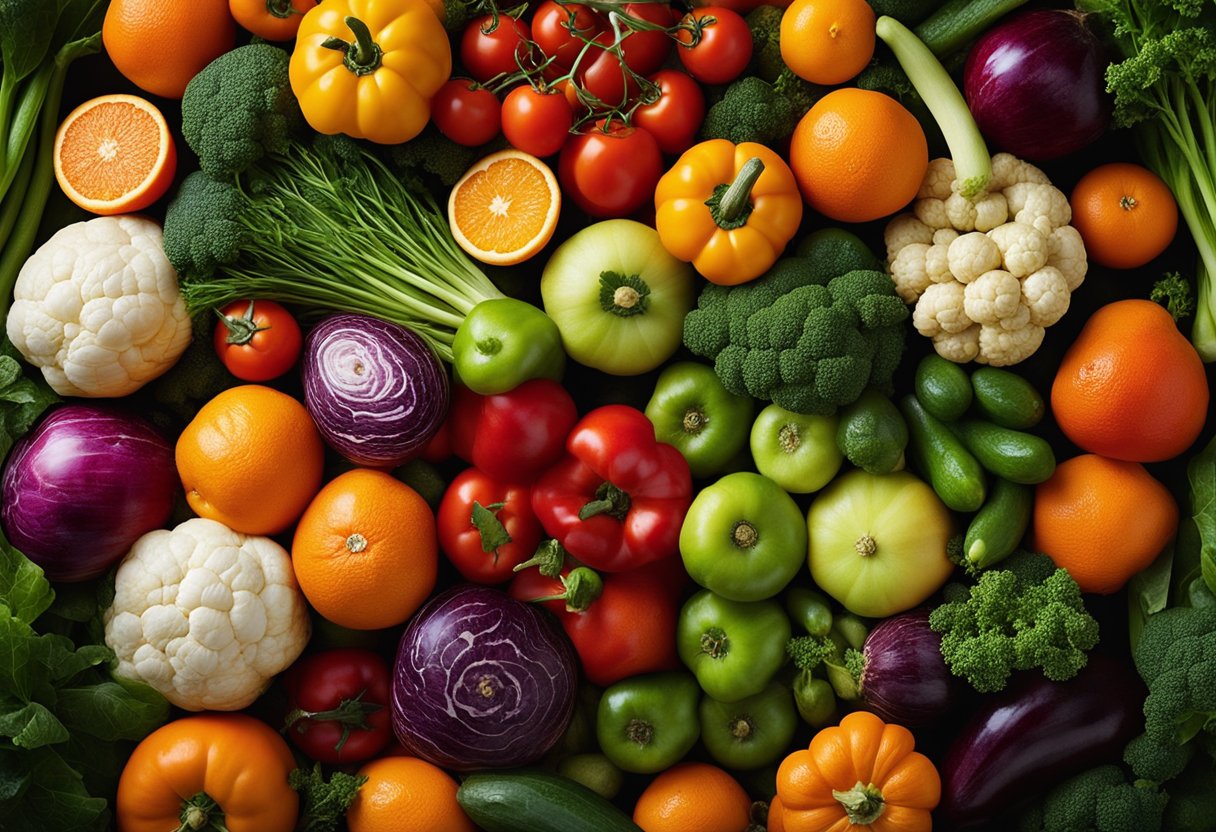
[
  {"x1": 53, "y1": 94, "x2": 177, "y2": 216},
  {"x1": 448, "y1": 149, "x2": 561, "y2": 266}
]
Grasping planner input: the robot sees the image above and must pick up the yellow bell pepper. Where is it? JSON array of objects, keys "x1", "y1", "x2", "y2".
[
  {"x1": 654, "y1": 139, "x2": 803, "y2": 286},
  {"x1": 289, "y1": 0, "x2": 451, "y2": 144}
]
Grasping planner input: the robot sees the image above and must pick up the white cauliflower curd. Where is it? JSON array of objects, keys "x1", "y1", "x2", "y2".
[
  {"x1": 7, "y1": 215, "x2": 192, "y2": 397},
  {"x1": 103, "y1": 518, "x2": 311, "y2": 711}
]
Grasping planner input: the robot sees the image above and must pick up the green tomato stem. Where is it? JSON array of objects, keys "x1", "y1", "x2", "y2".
[
  {"x1": 700, "y1": 626, "x2": 730, "y2": 659},
  {"x1": 215, "y1": 301, "x2": 271, "y2": 345},
  {"x1": 175, "y1": 792, "x2": 229, "y2": 832}
]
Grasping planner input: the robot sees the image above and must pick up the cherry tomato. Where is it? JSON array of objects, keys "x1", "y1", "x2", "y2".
[
  {"x1": 501, "y1": 85, "x2": 574, "y2": 157},
  {"x1": 282, "y1": 649, "x2": 392, "y2": 765},
  {"x1": 558, "y1": 121, "x2": 664, "y2": 218},
  {"x1": 620, "y1": 2, "x2": 677, "y2": 75},
  {"x1": 578, "y1": 32, "x2": 642, "y2": 107},
  {"x1": 431, "y1": 78, "x2": 501, "y2": 147},
  {"x1": 676, "y1": 6, "x2": 753, "y2": 85},
  {"x1": 212, "y1": 299, "x2": 302, "y2": 382},
  {"x1": 438, "y1": 468, "x2": 544, "y2": 583},
  {"x1": 461, "y1": 14, "x2": 533, "y2": 83},
  {"x1": 532, "y1": 0, "x2": 603, "y2": 72},
  {"x1": 633, "y1": 70, "x2": 706, "y2": 155}
]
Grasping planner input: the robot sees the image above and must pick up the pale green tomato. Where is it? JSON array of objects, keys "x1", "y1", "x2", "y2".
[
  {"x1": 750, "y1": 404, "x2": 843, "y2": 494},
  {"x1": 807, "y1": 469, "x2": 954, "y2": 618},
  {"x1": 540, "y1": 219, "x2": 695, "y2": 376}
]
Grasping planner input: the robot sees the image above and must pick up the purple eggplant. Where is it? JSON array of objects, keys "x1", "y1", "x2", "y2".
[
  {"x1": 940, "y1": 657, "x2": 1145, "y2": 827},
  {"x1": 854, "y1": 609, "x2": 956, "y2": 727}
]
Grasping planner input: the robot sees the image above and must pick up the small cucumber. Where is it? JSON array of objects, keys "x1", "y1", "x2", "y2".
[
  {"x1": 914, "y1": 354, "x2": 973, "y2": 421},
  {"x1": 963, "y1": 478, "x2": 1032, "y2": 571},
  {"x1": 900, "y1": 395, "x2": 986, "y2": 512},
  {"x1": 970, "y1": 367, "x2": 1046, "y2": 429},
  {"x1": 913, "y1": 0, "x2": 1030, "y2": 56},
  {"x1": 836, "y1": 388, "x2": 908, "y2": 474},
  {"x1": 951, "y1": 420, "x2": 1056, "y2": 485},
  {"x1": 457, "y1": 770, "x2": 642, "y2": 832}
]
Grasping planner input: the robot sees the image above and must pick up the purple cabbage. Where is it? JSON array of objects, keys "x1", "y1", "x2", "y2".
[
  {"x1": 302, "y1": 314, "x2": 448, "y2": 468},
  {"x1": 391, "y1": 585, "x2": 578, "y2": 771}
]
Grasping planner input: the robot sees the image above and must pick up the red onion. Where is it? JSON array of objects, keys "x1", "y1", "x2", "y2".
[
  {"x1": 857, "y1": 608, "x2": 955, "y2": 726},
  {"x1": 302, "y1": 314, "x2": 448, "y2": 468},
  {"x1": 1, "y1": 405, "x2": 177, "y2": 582},
  {"x1": 963, "y1": 10, "x2": 1112, "y2": 162}
]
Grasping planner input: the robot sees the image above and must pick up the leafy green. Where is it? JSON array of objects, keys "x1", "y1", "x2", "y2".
[
  {"x1": 0, "y1": 338, "x2": 58, "y2": 461},
  {"x1": 1130, "y1": 540, "x2": 1176, "y2": 654},
  {"x1": 1186, "y1": 435, "x2": 1216, "y2": 599}
]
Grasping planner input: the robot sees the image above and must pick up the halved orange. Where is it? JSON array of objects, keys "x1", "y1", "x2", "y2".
[
  {"x1": 448, "y1": 149, "x2": 561, "y2": 266},
  {"x1": 53, "y1": 94, "x2": 177, "y2": 216}
]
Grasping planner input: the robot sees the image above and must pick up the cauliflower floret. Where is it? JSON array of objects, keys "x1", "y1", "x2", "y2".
[
  {"x1": 1021, "y1": 266, "x2": 1071, "y2": 327},
  {"x1": 974, "y1": 192, "x2": 1009, "y2": 232},
  {"x1": 998, "y1": 303, "x2": 1032, "y2": 331},
  {"x1": 889, "y1": 243, "x2": 932, "y2": 303},
  {"x1": 913, "y1": 282, "x2": 972, "y2": 337},
  {"x1": 990, "y1": 153, "x2": 1050, "y2": 190},
  {"x1": 945, "y1": 192, "x2": 979, "y2": 231},
  {"x1": 963, "y1": 270, "x2": 1023, "y2": 325},
  {"x1": 925, "y1": 244, "x2": 953, "y2": 283},
  {"x1": 947, "y1": 232, "x2": 1003, "y2": 283},
  {"x1": 978, "y1": 323, "x2": 1045, "y2": 366},
  {"x1": 1046, "y1": 225, "x2": 1088, "y2": 291},
  {"x1": 932, "y1": 228, "x2": 960, "y2": 246},
  {"x1": 885, "y1": 213, "x2": 935, "y2": 262},
  {"x1": 919, "y1": 158, "x2": 956, "y2": 199},
  {"x1": 933, "y1": 324, "x2": 981, "y2": 363},
  {"x1": 987, "y1": 222, "x2": 1049, "y2": 278},
  {"x1": 1005, "y1": 182, "x2": 1072, "y2": 236},
  {"x1": 915, "y1": 198, "x2": 950, "y2": 229},
  {"x1": 104, "y1": 518, "x2": 311, "y2": 711}
]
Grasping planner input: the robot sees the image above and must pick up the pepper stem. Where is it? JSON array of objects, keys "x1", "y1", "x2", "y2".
[
  {"x1": 531, "y1": 566, "x2": 604, "y2": 612},
  {"x1": 214, "y1": 300, "x2": 270, "y2": 346},
  {"x1": 513, "y1": 539, "x2": 568, "y2": 578},
  {"x1": 707, "y1": 157, "x2": 765, "y2": 230},
  {"x1": 174, "y1": 793, "x2": 229, "y2": 832},
  {"x1": 283, "y1": 691, "x2": 382, "y2": 755},
  {"x1": 832, "y1": 781, "x2": 886, "y2": 826},
  {"x1": 322, "y1": 16, "x2": 384, "y2": 76},
  {"x1": 578, "y1": 481, "x2": 632, "y2": 521}
]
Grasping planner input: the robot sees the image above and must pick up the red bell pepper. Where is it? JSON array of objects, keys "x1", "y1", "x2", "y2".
[
  {"x1": 449, "y1": 379, "x2": 578, "y2": 484},
  {"x1": 530, "y1": 404, "x2": 692, "y2": 572},
  {"x1": 436, "y1": 467, "x2": 543, "y2": 584}
]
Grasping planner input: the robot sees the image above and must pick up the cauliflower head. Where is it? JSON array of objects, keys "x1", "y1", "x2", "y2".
[
  {"x1": 7, "y1": 216, "x2": 192, "y2": 397},
  {"x1": 104, "y1": 518, "x2": 311, "y2": 711}
]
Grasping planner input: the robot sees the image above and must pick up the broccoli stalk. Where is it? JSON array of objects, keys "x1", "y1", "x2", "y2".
[{"x1": 874, "y1": 15, "x2": 991, "y2": 199}]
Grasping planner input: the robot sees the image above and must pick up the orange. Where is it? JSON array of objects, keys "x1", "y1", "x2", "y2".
[
  {"x1": 780, "y1": 0, "x2": 876, "y2": 85},
  {"x1": 229, "y1": 0, "x2": 316, "y2": 41},
  {"x1": 347, "y1": 757, "x2": 474, "y2": 832},
  {"x1": 291, "y1": 468, "x2": 437, "y2": 630},
  {"x1": 633, "y1": 762, "x2": 752, "y2": 832},
  {"x1": 1051, "y1": 299, "x2": 1209, "y2": 462},
  {"x1": 176, "y1": 385, "x2": 324, "y2": 536},
  {"x1": 103, "y1": 0, "x2": 236, "y2": 99},
  {"x1": 448, "y1": 150, "x2": 561, "y2": 266},
  {"x1": 1034, "y1": 454, "x2": 1179, "y2": 595},
  {"x1": 53, "y1": 94, "x2": 177, "y2": 216},
  {"x1": 1070, "y1": 162, "x2": 1178, "y2": 269},
  {"x1": 788, "y1": 88, "x2": 928, "y2": 224}
]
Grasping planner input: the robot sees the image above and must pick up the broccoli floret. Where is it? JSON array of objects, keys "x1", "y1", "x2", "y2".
[
  {"x1": 746, "y1": 5, "x2": 786, "y2": 82},
  {"x1": 773, "y1": 67, "x2": 826, "y2": 117},
  {"x1": 1151, "y1": 272, "x2": 1196, "y2": 321},
  {"x1": 181, "y1": 43, "x2": 303, "y2": 179},
  {"x1": 1133, "y1": 605, "x2": 1216, "y2": 746},
  {"x1": 929, "y1": 551, "x2": 1101, "y2": 693},
  {"x1": 389, "y1": 124, "x2": 484, "y2": 188},
  {"x1": 795, "y1": 228, "x2": 885, "y2": 276},
  {"x1": 1162, "y1": 757, "x2": 1216, "y2": 832},
  {"x1": 1020, "y1": 765, "x2": 1166, "y2": 832},
  {"x1": 700, "y1": 76, "x2": 798, "y2": 147},
  {"x1": 787, "y1": 635, "x2": 836, "y2": 671},
  {"x1": 1125, "y1": 732, "x2": 1195, "y2": 784},
  {"x1": 147, "y1": 314, "x2": 238, "y2": 434},
  {"x1": 162, "y1": 172, "x2": 248, "y2": 279}
]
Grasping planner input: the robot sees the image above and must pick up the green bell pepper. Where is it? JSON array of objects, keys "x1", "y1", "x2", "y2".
[
  {"x1": 596, "y1": 671, "x2": 700, "y2": 774},
  {"x1": 679, "y1": 472, "x2": 806, "y2": 601},
  {"x1": 645, "y1": 361, "x2": 754, "y2": 479},
  {"x1": 700, "y1": 681, "x2": 798, "y2": 771},
  {"x1": 677, "y1": 590, "x2": 791, "y2": 703},
  {"x1": 749, "y1": 403, "x2": 843, "y2": 494},
  {"x1": 451, "y1": 298, "x2": 566, "y2": 395}
]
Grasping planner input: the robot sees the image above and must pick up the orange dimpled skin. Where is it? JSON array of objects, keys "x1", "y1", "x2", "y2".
[
  {"x1": 1051, "y1": 300, "x2": 1209, "y2": 462},
  {"x1": 633, "y1": 762, "x2": 753, "y2": 832},
  {"x1": 1034, "y1": 454, "x2": 1179, "y2": 596},
  {"x1": 1070, "y1": 162, "x2": 1178, "y2": 269},
  {"x1": 780, "y1": 0, "x2": 876, "y2": 86},
  {"x1": 175, "y1": 385, "x2": 324, "y2": 536},
  {"x1": 347, "y1": 757, "x2": 475, "y2": 832},
  {"x1": 292, "y1": 468, "x2": 438, "y2": 630},
  {"x1": 103, "y1": 0, "x2": 236, "y2": 99}
]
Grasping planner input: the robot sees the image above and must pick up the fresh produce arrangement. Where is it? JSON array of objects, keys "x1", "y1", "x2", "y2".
[{"x1": 1, "y1": 0, "x2": 1216, "y2": 829}]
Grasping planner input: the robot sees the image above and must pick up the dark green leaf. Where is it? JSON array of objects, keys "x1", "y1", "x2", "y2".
[
  {"x1": 0, "y1": 745, "x2": 31, "y2": 802},
  {"x1": 57, "y1": 678, "x2": 168, "y2": 742},
  {"x1": 9, "y1": 746, "x2": 109, "y2": 831},
  {"x1": 0, "y1": 0, "x2": 60, "y2": 82},
  {"x1": 42, "y1": 583, "x2": 97, "y2": 625},
  {"x1": 0, "y1": 340, "x2": 59, "y2": 461},
  {"x1": 0, "y1": 536, "x2": 53, "y2": 625},
  {"x1": 1172, "y1": 516, "x2": 1203, "y2": 606},
  {"x1": 49, "y1": 0, "x2": 107, "y2": 53},
  {"x1": 0, "y1": 701, "x2": 68, "y2": 748},
  {"x1": 1187, "y1": 435, "x2": 1216, "y2": 599},
  {"x1": 1129, "y1": 540, "x2": 1175, "y2": 653}
]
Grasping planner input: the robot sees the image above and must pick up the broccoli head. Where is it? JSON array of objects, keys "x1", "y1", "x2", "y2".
[
  {"x1": 1019, "y1": 765, "x2": 1166, "y2": 832},
  {"x1": 162, "y1": 172, "x2": 248, "y2": 279},
  {"x1": 390, "y1": 124, "x2": 485, "y2": 188},
  {"x1": 700, "y1": 76, "x2": 798, "y2": 147},
  {"x1": 929, "y1": 551, "x2": 1100, "y2": 693},
  {"x1": 1124, "y1": 732, "x2": 1194, "y2": 785},
  {"x1": 773, "y1": 67, "x2": 826, "y2": 117},
  {"x1": 1133, "y1": 605, "x2": 1216, "y2": 746},
  {"x1": 682, "y1": 257, "x2": 909, "y2": 415},
  {"x1": 1151, "y1": 272, "x2": 1196, "y2": 321},
  {"x1": 745, "y1": 5, "x2": 785, "y2": 82},
  {"x1": 181, "y1": 43, "x2": 303, "y2": 179}
]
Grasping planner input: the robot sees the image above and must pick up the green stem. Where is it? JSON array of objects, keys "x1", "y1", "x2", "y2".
[
  {"x1": 283, "y1": 692, "x2": 382, "y2": 755},
  {"x1": 578, "y1": 481, "x2": 632, "y2": 521},
  {"x1": 470, "y1": 500, "x2": 512, "y2": 558},
  {"x1": 708, "y1": 157, "x2": 764, "y2": 229},
  {"x1": 214, "y1": 300, "x2": 271, "y2": 345},
  {"x1": 322, "y1": 16, "x2": 384, "y2": 76},
  {"x1": 0, "y1": 144, "x2": 35, "y2": 252},
  {"x1": 531, "y1": 566, "x2": 604, "y2": 612},
  {"x1": 174, "y1": 792, "x2": 230, "y2": 832},
  {"x1": 266, "y1": 0, "x2": 297, "y2": 17},
  {"x1": 1, "y1": 64, "x2": 53, "y2": 200},
  {"x1": 832, "y1": 781, "x2": 886, "y2": 826},
  {"x1": 513, "y1": 539, "x2": 568, "y2": 578}
]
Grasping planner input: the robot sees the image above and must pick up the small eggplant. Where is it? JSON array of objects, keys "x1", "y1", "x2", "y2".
[
  {"x1": 847, "y1": 608, "x2": 956, "y2": 727},
  {"x1": 940, "y1": 656, "x2": 1146, "y2": 827}
]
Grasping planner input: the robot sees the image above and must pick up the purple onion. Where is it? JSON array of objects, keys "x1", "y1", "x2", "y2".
[
  {"x1": 857, "y1": 608, "x2": 955, "y2": 726},
  {"x1": 391, "y1": 585, "x2": 578, "y2": 771},
  {"x1": 1, "y1": 405, "x2": 177, "y2": 582},
  {"x1": 302, "y1": 314, "x2": 448, "y2": 468},
  {"x1": 964, "y1": 10, "x2": 1112, "y2": 161}
]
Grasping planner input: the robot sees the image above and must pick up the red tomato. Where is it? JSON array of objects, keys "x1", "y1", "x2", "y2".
[
  {"x1": 461, "y1": 14, "x2": 533, "y2": 83},
  {"x1": 633, "y1": 70, "x2": 706, "y2": 155},
  {"x1": 212, "y1": 299, "x2": 302, "y2": 382},
  {"x1": 418, "y1": 420, "x2": 451, "y2": 463},
  {"x1": 431, "y1": 78, "x2": 501, "y2": 146},
  {"x1": 676, "y1": 6, "x2": 753, "y2": 85},
  {"x1": 558, "y1": 121, "x2": 663, "y2": 218},
  {"x1": 578, "y1": 32, "x2": 642, "y2": 107},
  {"x1": 448, "y1": 379, "x2": 579, "y2": 484},
  {"x1": 437, "y1": 468, "x2": 544, "y2": 583},
  {"x1": 532, "y1": 0, "x2": 603, "y2": 72},
  {"x1": 501, "y1": 85, "x2": 574, "y2": 157},
  {"x1": 282, "y1": 649, "x2": 392, "y2": 765},
  {"x1": 620, "y1": 2, "x2": 677, "y2": 74}
]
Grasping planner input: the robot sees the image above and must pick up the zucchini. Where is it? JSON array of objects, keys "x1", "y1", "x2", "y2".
[
  {"x1": 913, "y1": 0, "x2": 1031, "y2": 57},
  {"x1": 970, "y1": 367, "x2": 1045, "y2": 429},
  {"x1": 950, "y1": 420, "x2": 1056, "y2": 485},
  {"x1": 914, "y1": 354, "x2": 972, "y2": 421},
  {"x1": 900, "y1": 395, "x2": 986, "y2": 513},
  {"x1": 457, "y1": 770, "x2": 642, "y2": 832},
  {"x1": 963, "y1": 478, "x2": 1032, "y2": 570}
]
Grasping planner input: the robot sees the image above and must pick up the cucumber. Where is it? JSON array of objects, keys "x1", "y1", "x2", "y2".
[
  {"x1": 836, "y1": 388, "x2": 908, "y2": 474},
  {"x1": 913, "y1": 0, "x2": 1031, "y2": 56},
  {"x1": 914, "y1": 354, "x2": 973, "y2": 421},
  {"x1": 963, "y1": 478, "x2": 1032, "y2": 570},
  {"x1": 970, "y1": 367, "x2": 1046, "y2": 429},
  {"x1": 950, "y1": 420, "x2": 1056, "y2": 485},
  {"x1": 457, "y1": 770, "x2": 642, "y2": 832},
  {"x1": 900, "y1": 395, "x2": 986, "y2": 512}
]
